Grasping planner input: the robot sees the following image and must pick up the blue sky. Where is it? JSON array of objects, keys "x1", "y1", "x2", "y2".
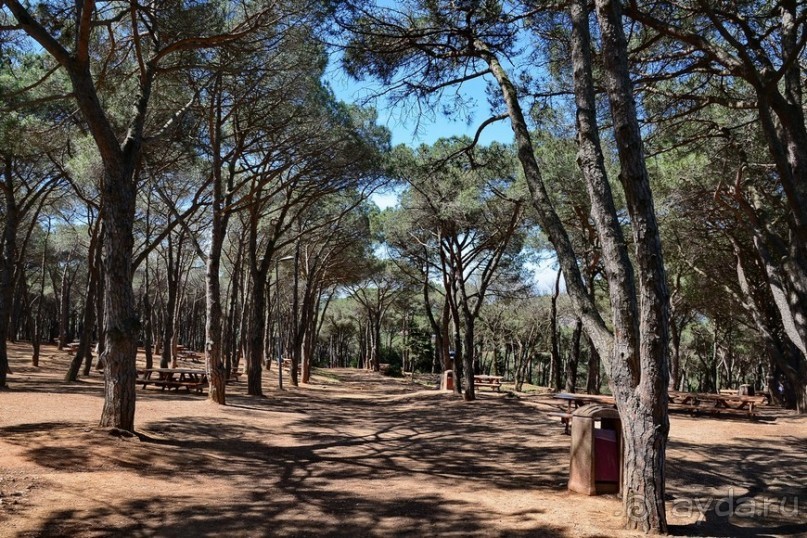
[
  {"x1": 330, "y1": 71, "x2": 516, "y2": 208},
  {"x1": 327, "y1": 65, "x2": 562, "y2": 293},
  {"x1": 328, "y1": 67, "x2": 515, "y2": 147}
]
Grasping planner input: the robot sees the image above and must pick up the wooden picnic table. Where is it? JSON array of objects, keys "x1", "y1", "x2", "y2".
[
  {"x1": 473, "y1": 374, "x2": 503, "y2": 391},
  {"x1": 177, "y1": 350, "x2": 202, "y2": 363},
  {"x1": 668, "y1": 391, "x2": 764, "y2": 417},
  {"x1": 137, "y1": 368, "x2": 208, "y2": 393},
  {"x1": 548, "y1": 390, "x2": 764, "y2": 434},
  {"x1": 550, "y1": 392, "x2": 616, "y2": 434},
  {"x1": 553, "y1": 392, "x2": 615, "y2": 412}
]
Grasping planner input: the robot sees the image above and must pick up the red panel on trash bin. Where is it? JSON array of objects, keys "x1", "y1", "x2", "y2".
[{"x1": 594, "y1": 428, "x2": 619, "y2": 483}]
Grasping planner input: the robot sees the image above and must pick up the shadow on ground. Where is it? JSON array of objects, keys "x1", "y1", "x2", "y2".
[
  {"x1": 3, "y1": 361, "x2": 806, "y2": 537},
  {"x1": 2, "y1": 368, "x2": 573, "y2": 537},
  {"x1": 666, "y1": 432, "x2": 807, "y2": 537}
]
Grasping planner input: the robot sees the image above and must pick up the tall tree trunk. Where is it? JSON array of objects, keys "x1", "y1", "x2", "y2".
[
  {"x1": 67, "y1": 222, "x2": 101, "y2": 381},
  {"x1": 290, "y1": 241, "x2": 301, "y2": 385},
  {"x1": 93, "y1": 259, "x2": 105, "y2": 371},
  {"x1": 0, "y1": 158, "x2": 18, "y2": 384},
  {"x1": 161, "y1": 237, "x2": 178, "y2": 368},
  {"x1": 592, "y1": 0, "x2": 670, "y2": 531},
  {"x1": 98, "y1": 163, "x2": 139, "y2": 432},
  {"x1": 204, "y1": 107, "x2": 229, "y2": 404},
  {"x1": 371, "y1": 313, "x2": 381, "y2": 372},
  {"x1": 246, "y1": 267, "x2": 268, "y2": 396},
  {"x1": 225, "y1": 236, "x2": 244, "y2": 376},
  {"x1": 440, "y1": 301, "x2": 451, "y2": 372},
  {"x1": 57, "y1": 256, "x2": 74, "y2": 350},
  {"x1": 668, "y1": 316, "x2": 682, "y2": 392},
  {"x1": 550, "y1": 269, "x2": 563, "y2": 391},
  {"x1": 566, "y1": 318, "x2": 582, "y2": 393},
  {"x1": 143, "y1": 291, "x2": 154, "y2": 371},
  {"x1": 31, "y1": 226, "x2": 49, "y2": 367},
  {"x1": 478, "y1": 0, "x2": 671, "y2": 530},
  {"x1": 586, "y1": 336, "x2": 600, "y2": 394},
  {"x1": 461, "y1": 313, "x2": 475, "y2": 401},
  {"x1": 205, "y1": 248, "x2": 227, "y2": 404}
]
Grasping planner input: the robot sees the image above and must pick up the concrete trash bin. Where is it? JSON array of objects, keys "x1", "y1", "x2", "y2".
[
  {"x1": 568, "y1": 404, "x2": 622, "y2": 495},
  {"x1": 441, "y1": 370, "x2": 454, "y2": 391}
]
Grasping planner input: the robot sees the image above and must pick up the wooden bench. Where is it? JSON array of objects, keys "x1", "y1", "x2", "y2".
[{"x1": 474, "y1": 375, "x2": 503, "y2": 392}]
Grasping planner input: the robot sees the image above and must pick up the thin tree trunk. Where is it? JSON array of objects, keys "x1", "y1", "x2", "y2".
[
  {"x1": 67, "y1": 222, "x2": 101, "y2": 381},
  {"x1": 586, "y1": 336, "x2": 600, "y2": 394},
  {"x1": 566, "y1": 318, "x2": 582, "y2": 393},
  {"x1": 550, "y1": 269, "x2": 563, "y2": 391},
  {"x1": 31, "y1": 222, "x2": 51, "y2": 367},
  {"x1": 57, "y1": 253, "x2": 74, "y2": 350}
]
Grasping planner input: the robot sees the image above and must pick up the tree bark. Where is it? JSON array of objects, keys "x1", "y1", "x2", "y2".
[
  {"x1": 0, "y1": 155, "x2": 18, "y2": 385},
  {"x1": 205, "y1": 249, "x2": 227, "y2": 404},
  {"x1": 550, "y1": 269, "x2": 563, "y2": 392},
  {"x1": 592, "y1": 0, "x2": 670, "y2": 530},
  {"x1": 585, "y1": 336, "x2": 600, "y2": 394},
  {"x1": 31, "y1": 224, "x2": 50, "y2": 367},
  {"x1": 97, "y1": 163, "x2": 139, "y2": 432},
  {"x1": 246, "y1": 266, "x2": 268, "y2": 396},
  {"x1": 566, "y1": 318, "x2": 582, "y2": 393}
]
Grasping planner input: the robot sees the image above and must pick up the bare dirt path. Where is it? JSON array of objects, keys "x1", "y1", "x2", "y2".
[{"x1": 1, "y1": 343, "x2": 805, "y2": 537}]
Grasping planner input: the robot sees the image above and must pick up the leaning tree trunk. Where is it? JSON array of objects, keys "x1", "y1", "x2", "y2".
[{"x1": 479, "y1": 0, "x2": 670, "y2": 530}]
